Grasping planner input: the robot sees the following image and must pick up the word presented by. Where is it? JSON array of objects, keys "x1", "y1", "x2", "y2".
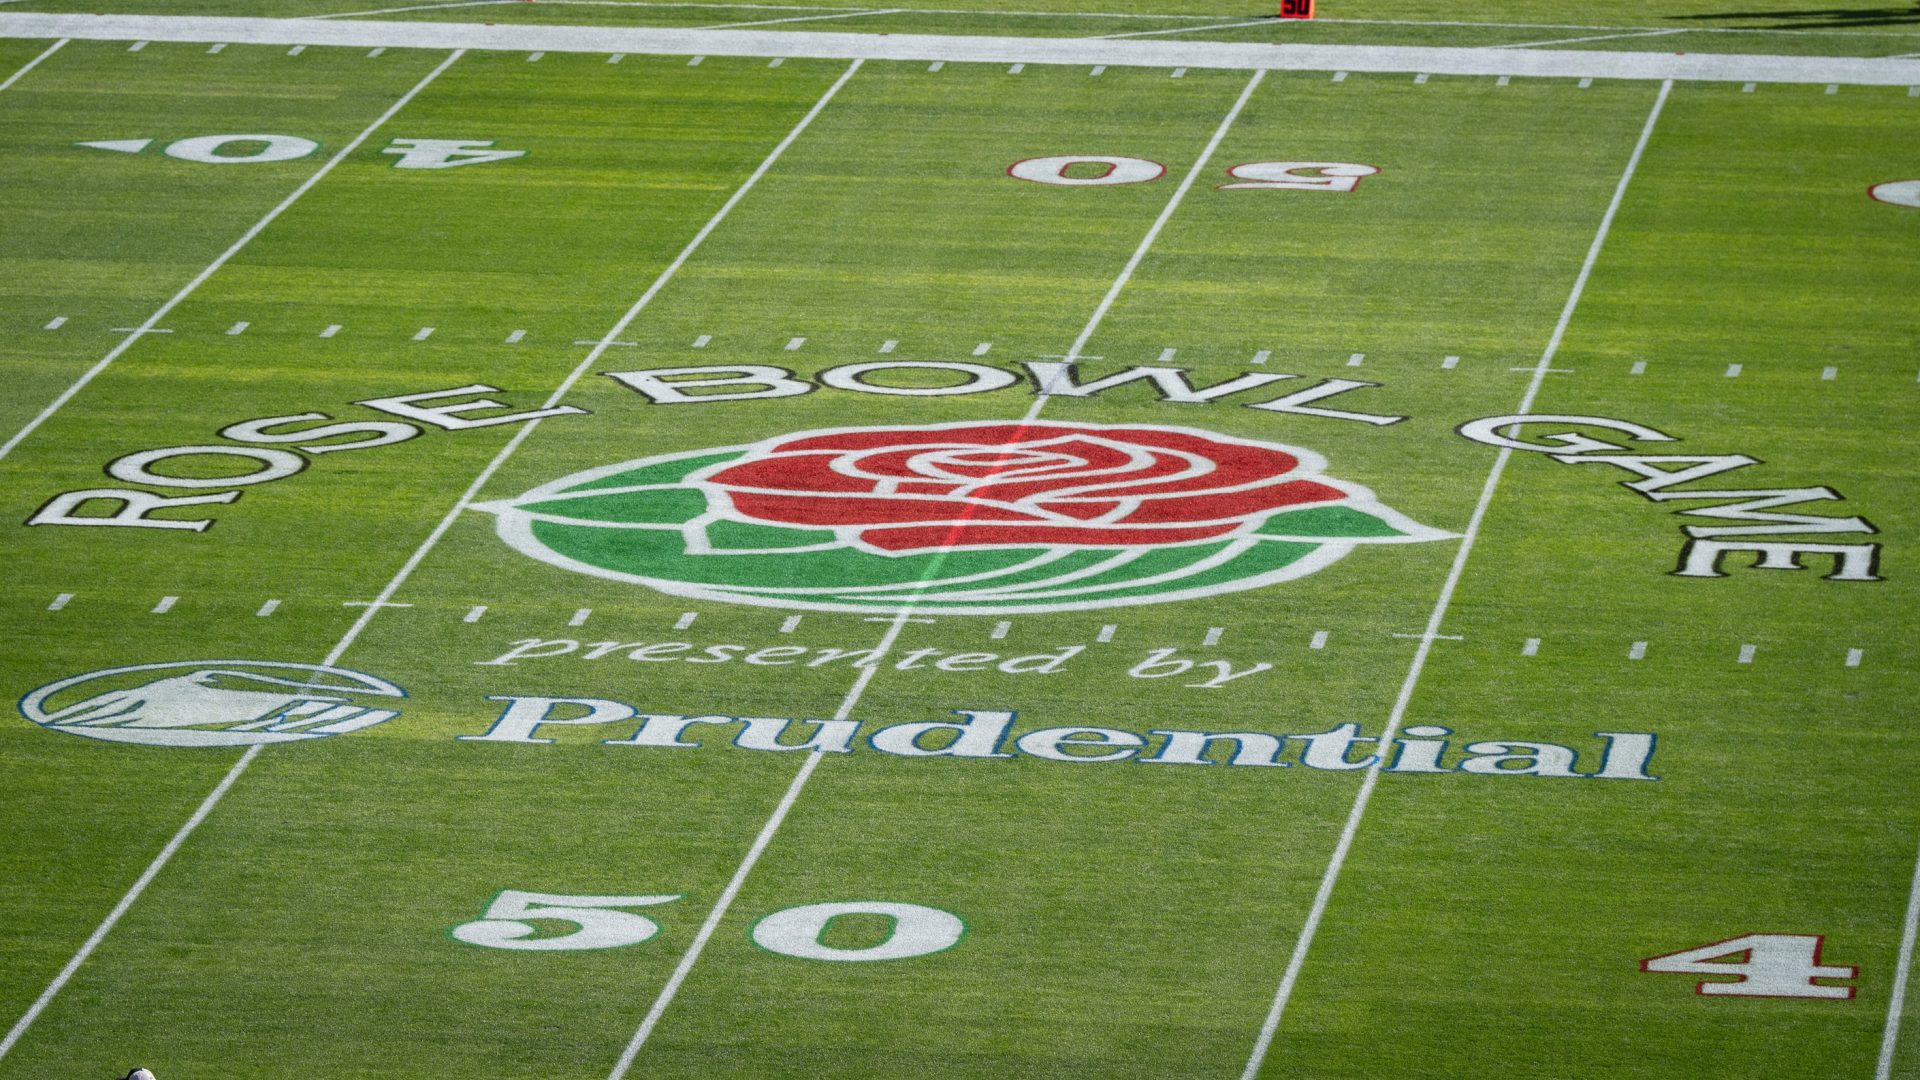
[
  {"x1": 461, "y1": 701, "x2": 1660, "y2": 781},
  {"x1": 478, "y1": 638, "x2": 1271, "y2": 690}
]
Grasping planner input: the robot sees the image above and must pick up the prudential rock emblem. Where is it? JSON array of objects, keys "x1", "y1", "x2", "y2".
[{"x1": 478, "y1": 421, "x2": 1454, "y2": 614}]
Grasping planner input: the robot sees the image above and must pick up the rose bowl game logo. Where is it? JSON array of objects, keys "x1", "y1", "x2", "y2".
[{"x1": 477, "y1": 421, "x2": 1453, "y2": 613}]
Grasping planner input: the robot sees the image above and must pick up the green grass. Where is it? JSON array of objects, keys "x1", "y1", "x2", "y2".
[{"x1": 0, "y1": 18, "x2": 1917, "y2": 1080}]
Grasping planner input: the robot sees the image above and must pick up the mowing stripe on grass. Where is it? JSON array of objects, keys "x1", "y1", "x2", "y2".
[
  {"x1": 603, "y1": 69, "x2": 1267, "y2": 1075},
  {"x1": 0, "y1": 35, "x2": 61, "y2": 93},
  {"x1": 6, "y1": 15, "x2": 1919, "y2": 85},
  {"x1": 0, "y1": 47, "x2": 465, "y2": 466},
  {"x1": 1235, "y1": 79, "x2": 1672, "y2": 1080}
]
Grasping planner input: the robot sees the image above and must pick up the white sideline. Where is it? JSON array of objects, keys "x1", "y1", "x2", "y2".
[
  {"x1": 0, "y1": 48, "x2": 465, "y2": 466},
  {"x1": 1235, "y1": 79, "x2": 1673, "y2": 1080},
  {"x1": 0, "y1": 34, "x2": 61, "y2": 92},
  {"x1": 605, "y1": 68, "x2": 1266, "y2": 1074},
  {"x1": 3, "y1": 13, "x2": 1919, "y2": 84}
]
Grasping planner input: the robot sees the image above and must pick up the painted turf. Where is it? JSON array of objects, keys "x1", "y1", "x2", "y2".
[{"x1": 3, "y1": 11, "x2": 1920, "y2": 83}]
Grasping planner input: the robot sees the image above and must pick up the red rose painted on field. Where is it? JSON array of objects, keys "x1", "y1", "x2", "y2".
[{"x1": 696, "y1": 422, "x2": 1348, "y2": 552}]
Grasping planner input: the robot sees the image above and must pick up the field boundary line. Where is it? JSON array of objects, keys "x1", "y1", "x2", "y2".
[
  {"x1": 696, "y1": 8, "x2": 901, "y2": 30},
  {"x1": 1878, "y1": 831, "x2": 1920, "y2": 1079},
  {"x1": 0, "y1": 50, "x2": 861, "y2": 1069},
  {"x1": 0, "y1": 744, "x2": 262, "y2": 1063},
  {"x1": 1494, "y1": 28, "x2": 1689, "y2": 50},
  {"x1": 1235, "y1": 79, "x2": 1672, "y2": 1080},
  {"x1": 0, "y1": 35, "x2": 62, "y2": 92},
  {"x1": 604, "y1": 69, "x2": 1266, "y2": 1073},
  {"x1": 0, "y1": 48, "x2": 465, "y2": 467},
  {"x1": 5, "y1": 14, "x2": 1919, "y2": 84}
]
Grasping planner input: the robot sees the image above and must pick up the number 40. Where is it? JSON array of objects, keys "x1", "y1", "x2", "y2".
[{"x1": 451, "y1": 890, "x2": 965, "y2": 962}]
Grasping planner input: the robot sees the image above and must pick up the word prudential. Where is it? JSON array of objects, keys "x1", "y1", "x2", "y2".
[{"x1": 460, "y1": 700, "x2": 1660, "y2": 781}]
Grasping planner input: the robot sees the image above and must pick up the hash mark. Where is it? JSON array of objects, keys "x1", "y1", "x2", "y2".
[
  {"x1": 1821, "y1": 366, "x2": 1837, "y2": 381},
  {"x1": 1203, "y1": 627, "x2": 1223, "y2": 647},
  {"x1": 608, "y1": 53, "x2": 624, "y2": 63},
  {"x1": 257, "y1": 599, "x2": 280, "y2": 617},
  {"x1": 128, "y1": 41, "x2": 147, "y2": 52},
  {"x1": 1332, "y1": 71, "x2": 1348, "y2": 82},
  {"x1": 1846, "y1": 647, "x2": 1864, "y2": 667},
  {"x1": 674, "y1": 612, "x2": 698, "y2": 630},
  {"x1": 464, "y1": 605, "x2": 488, "y2": 623},
  {"x1": 527, "y1": 51, "x2": 544, "y2": 62},
  {"x1": 207, "y1": 43, "x2": 226, "y2": 54},
  {"x1": 227, "y1": 321, "x2": 249, "y2": 336},
  {"x1": 1742, "y1": 81, "x2": 1756, "y2": 92},
  {"x1": 1825, "y1": 84, "x2": 1838, "y2": 94},
  {"x1": 570, "y1": 608, "x2": 591, "y2": 627},
  {"x1": 1346, "y1": 353, "x2": 1364, "y2": 367},
  {"x1": 768, "y1": 57, "x2": 784, "y2": 67},
  {"x1": 688, "y1": 56, "x2": 704, "y2": 66},
  {"x1": 973, "y1": 342, "x2": 992, "y2": 356},
  {"x1": 1096, "y1": 624, "x2": 1117, "y2": 643},
  {"x1": 368, "y1": 47, "x2": 385, "y2": 57},
  {"x1": 1496, "y1": 75, "x2": 1511, "y2": 86},
  {"x1": 1090, "y1": 65, "x2": 1106, "y2": 76},
  {"x1": 44, "y1": 316, "x2": 66, "y2": 330},
  {"x1": 1911, "y1": 86, "x2": 1920, "y2": 97},
  {"x1": 1630, "y1": 360, "x2": 1647, "y2": 375},
  {"x1": 1578, "y1": 77, "x2": 1593, "y2": 88},
  {"x1": 779, "y1": 615, "x2": 802, "y2": 634},
  {"x1": 785, "y1": 336, "x2": 805, "y2": 351},
  {"x1": 879, "y1": 339, "x2": 897, "y2": 354},
  {"x1": 1441, "y1": 355, "x2": 1459, "y2": 369},
  {"x1": 928, "y1": 61, "x2": 943, "y2": 71},
  {"x1": 1171, "y1": 67, "x2": 1186, "y2": 77},
  {"x1": 1251, "y1": 349, "x2": 1271, "y2": 365},
  {"x1": 321, "y1": 324, "x2": 342, "y2": 338},
  {"x1": 1414, "y1": 72, "x2": 1429, "y2": 84},
  {"x1": 151, "y1": 596, "x2": 177, "y2": 614},
  {"x1": 1309, "y1": 630, "x2": 1328, "y2": 650},
  {"x1": 1628, "y1": 640, "x2": 1647, "y2": 660},
  {"x1": 990, "y1": 620, "x2": 1011, "y2": 640},
  {"x1": 506, "y1": 329, "x2": 526, "y2": 344},
  {"x1": 1737, "y1": 644, "x2": 1756, "y2": 664},
  {"x1": 48, "y1": 593, "x2": 73, "y2": 611},
  {"x1": 288, "y1": 45, "x2": 306, "y2": 56},
  {"x1": 1522, "y1": 637, "x2": 1541, "y2": 656},
  {"x1": 1008, "y1": 63, "x2": 1025, "y2": 74},
  {"x1": 1724, "y1": 363, "x2": 1742, "y2": 378},
  {"x1": 1158, "y1": 347, "x2": 1178, "y2": 362},
  {"x1": 413, "y1": 327, "x2": 435, "y2": 341},
  {"x1": 693, "y1": 334, "x2": 711, "y2": 348}
]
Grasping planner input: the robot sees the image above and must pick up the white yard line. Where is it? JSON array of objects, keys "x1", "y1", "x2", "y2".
[
  {"x1": 311, "y1": 0, "x2": 511, "y2": 18},
  {"x1": 0, "y1": 35, "x2": 61, "y2": 91},
  {"x1": 606, "y1": 69, "x2": 1266, "y2": 1072},
  {"x1": 1092, "y1": 18, "x2": 1278, "y2": 41},
  {"x1": 1235, "y1": 79, "x2": 1672, "y2": 1080},
  {"x1": 7, "y1": 14, "x2": 1916, "y2": 84},
  {"x1": 697, "y1": 7, "x2": 899, "y2": 30},
  {"x1": 0, "y1": 49, "x2": 464, "y2": 466},
  {"x1": 1878, "y1": 831, "x2": 1920, "y2": 1080},
  {"x1": 1494, "y1": 27, "x2": 1688, "y2": 50},
  {"x1": 0, "y1": 49, "x2": 861, "y2": 1071},
  {"x1": 0, "y1": 744, "x2": 263, "y2": 1064}
]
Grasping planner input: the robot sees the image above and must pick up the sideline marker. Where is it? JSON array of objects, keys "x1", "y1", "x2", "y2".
[
  {"x1": 226, "y1": 321, "x2": 248, "y2": 336},
  {"x1": 368, "y1": 47, "x2": 385, "y2": 57},
  {"x1": 207, "y1": 43, "x2": 226, "y2": 54},
  {"x1": 1725, "y1": 362, "x2": 1742, "y2": 377},
  {"x1": 768, "y1": 57, "x2": 783, "y2": 67},
  {"x1": 1578, "y1": 77, "x2": 1593, "y2": 88},
  {"x1": 1846, "y1": 648, "x2": 1864, "y2": 667},
  {"x1": 1309, "y1": 630, "x2": 1329, "y2": 650},
  {"x1": 1628, "y1": 640, "x2": 1647, "y2": 660},
  {"x1": 128, "y1": 41, "x2": 147, "y2": 52},
  {"x1": 288, "y1": 45, "x2": 306, "y2": 56},
  {"x1": 151, "y1": 596, "x2": 177, "y2": 614},
  {"x1": 928, "y1": 61, "x2": 943, "y2": 72},
  {"x1": 1630, "y1": 360, "x2": 1647, "y2": 374},
  {"x1": 1522, "y1": 637, "x2": 1541, "y2": 656},
  {"x1": 608, "y1": 53, "x2": 624, "y2": 64},
  {"x1": 256, "y1": 599, "x2": 280, "y2": 617},
  {"x1": 320, "y1": 323, "x2": 342, "y2": 338},
  {"x1": 506, "y1": 329, "x2": 526, "y2": 344},
  {"x1": 43, "y1": 316, "x2": 66, "y2": 330},
  {"x1": 1742, "y1": 81, "x2": 1756, "y2": 92},
  {"x1": 413, "y1": 326, "x2": 435, "y2": 341},
  {"x1": 48, "y1": 593, "x2": 73, "y2": 612},
  {"x1": 1441, "y1": 355, "x2": 1459, "y2": 369},
  {"x1": 1278, "y1": 0, "x2": 1314, "y2": 17},
  {"x1": 1821, "y1": 366, "x2": 1837, "y2": 381},
  {"x1": 1737, "y1": 644, "x2": 1756, "y2": 664},
  {"x1": 527, "y1": 51, "x2": 544, "y2": 62}
]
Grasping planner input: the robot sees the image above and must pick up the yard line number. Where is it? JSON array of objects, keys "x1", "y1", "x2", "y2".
[
  {"x1": 1642, "y1": 934, "x2": 1858, "y2": 999},
  {"x1": 1010, "y1": 155, "x2": 1379, "y2": 192},
  {"x1": 453, "y1": 890, "x2": 964, "y2": 962}
]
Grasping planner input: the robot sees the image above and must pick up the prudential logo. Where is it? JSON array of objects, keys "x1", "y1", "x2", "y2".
[{"x1": 20, "y1": 661, "x2": 406, "y2": 747}]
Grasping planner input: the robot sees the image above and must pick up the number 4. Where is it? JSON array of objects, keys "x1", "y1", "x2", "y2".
[
  {"x1": 1642, "y1": 934, "x2": 1857, "y2": 999},
  {"x1": 451, "y1": 890, "x2": 681, "y2": 951}
]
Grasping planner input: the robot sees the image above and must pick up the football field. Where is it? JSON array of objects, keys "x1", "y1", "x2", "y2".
[{"x1": 1, "y1": 4, "x2": 1918, "y2": 1077}]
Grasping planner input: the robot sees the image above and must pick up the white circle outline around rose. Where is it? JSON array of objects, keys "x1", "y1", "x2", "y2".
[
  {"x1": 20, "y1": 660, "x2": 406, "y2": 748},
  {"x1": 477, "y1": 420, "x2": 1454, "y2": 615}
]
